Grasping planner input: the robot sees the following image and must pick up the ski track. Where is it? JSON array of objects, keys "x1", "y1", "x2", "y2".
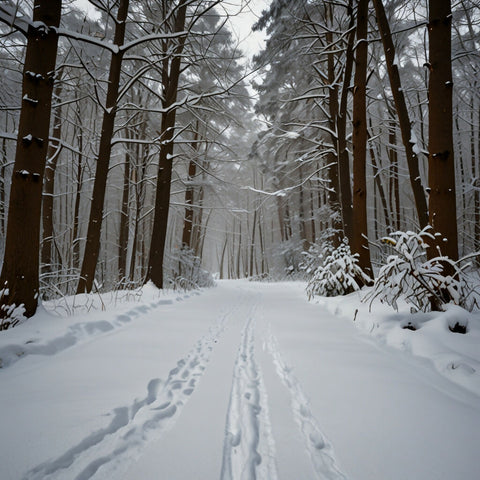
[
  {"x1": 265, "y1": 329, "x2": 348, "y2": 480},
  {"x1": 221, "y1": 308, "x2": 278, "y2": 480},
  {"x1": 0, "y1": 296, "x2": 193, "y2": 370},
  {"x1": 22, "y1": 310, "x2": 229, "y2": 480}
]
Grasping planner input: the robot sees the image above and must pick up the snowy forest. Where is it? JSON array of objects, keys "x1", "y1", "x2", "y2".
[
  {"x1": 0, "y1": 0, "x2": 479, "y2": 322},
  {"x1": 1, "y1": 1, "x2": 480, "y2": 479}
]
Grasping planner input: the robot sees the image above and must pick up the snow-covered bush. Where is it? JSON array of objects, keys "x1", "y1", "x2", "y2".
[
  {"x1": 0, "y1": 287, "x2": 25, "y2": 330},
  {"x1": 364, "y1": 228, "x2": 474, "y2": 312},
  {"x1": 167, "y1": 248, "x2": 215, "y2": 291},
  {"x1": 300, "y1": 243, "x2": 328, "y2": 276},
  {"x1": 306, "y1": 240, "x2": 372, "y2": 299}
]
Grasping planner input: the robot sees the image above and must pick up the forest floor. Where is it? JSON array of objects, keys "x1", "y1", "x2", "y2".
[{"x1": 0, "y1": 280, "x2": 479, "y2": 480}]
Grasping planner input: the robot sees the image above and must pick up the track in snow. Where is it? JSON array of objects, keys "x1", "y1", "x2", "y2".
[
  {"x1": 0, "y1": 296, "x2": 192, "y2": 370},
  {"x1": 266, "y1": 330, "x2": 347, "y2": 480},
  {"x1": 221, "y1": 311, "x2": 278, "y2": 480},
  {"x1": 23, "y1": 311, "x2": 229, "y2": 480}
]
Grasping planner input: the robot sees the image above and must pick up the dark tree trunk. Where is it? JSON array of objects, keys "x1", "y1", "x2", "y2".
[
  {"x1": 219, "y1": 234, "x2": 228, "y2": 280},
  {"x1": 387, "y1": 114, "x2": 401, "y2": 231},
  {"x1": 77, "y1": 0, "x2": 129, "y2": 293},
  {"x1": 146, "y1": 0, "x2": 188, "y2": 288},
  {"x1": 427, "y1": 0, "x2": 458, "y2": 261},
  {"x1": 118, "y1": 149, "x2": 130, "y2": 282},
  {"x1": 41, "y1": 78, "x2": 63, "y2": 275},
  {"x1": 475, "y1": 106, "x2": 480, "y2": 262},
  {"x1": 72, "y1": 98, "x2": 84, "y2": 271},
  {"x1": 368, "y1": 125, "x2": 390, "y2": 233},
  {"x1": 325, "y1": 3, "x2": 342, "y2": 245},
  {"x1": 182, "y1": 128, "x2": 200, "y2": 249},
  {"x1": 309, "y1": 188, "x2": 316, "y2": 244},
  {"x1": 373, "y1": 0, "x2": 429, "y2": 228},
  {"x1": 351, "y1": 0, "x2": 373, "y2": 279},
  {"x1": 0, "y1": 0, "x2": 61, "y2": 321},
  {"x1": 191, "y1": 153, "x2": 208, "y2": 258},
  {"x1": 337, "y1": 0, "x2": 356, "y2": 244},
  {"x1": 0, "y1": 130, "x2": 6, "y2": 239},
  {"x1": 249, "y1": 209, "x2": 258, "y2": 277},
  {"x1": 298, "y1": 164, "x2": 309, "y2": 251}
]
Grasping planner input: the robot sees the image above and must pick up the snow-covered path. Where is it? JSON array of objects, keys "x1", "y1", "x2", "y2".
[{"x1": 1, "y1": 280, "x2": 479, "y2": 479}]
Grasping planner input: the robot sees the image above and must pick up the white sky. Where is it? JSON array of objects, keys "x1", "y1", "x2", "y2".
[
  {"x1": 220, "y1": 0, "x2": 269, "y2": 60},
  {"x1": 73, "y1": 0, "x2": 269, "y2": 60}
]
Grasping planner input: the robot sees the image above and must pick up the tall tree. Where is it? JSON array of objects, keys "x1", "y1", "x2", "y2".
[
  {"x1": 325, "y1": 2, "x2": 342, "y2": 245},
  {"x1": 77, "y1": 0, "x2": 130, "y2": 293},
  {"x1": 427, "y1": 0, "x2": 458, "y2": 260},
  {"x1": 145, "y1": 0, "x2": 188, "y2": 288},
  {"x1": 351, "y1": 0, "x2": 373, "y2": 279},
  {"x1": 336, "y1": 0, "x2": 356, "y2": 244},
  {"x1": 0, "y1": 0, "x2": 62, "y2": 321}
]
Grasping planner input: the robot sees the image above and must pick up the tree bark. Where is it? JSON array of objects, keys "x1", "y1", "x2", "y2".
[
  {"x1": 182, "y1": 127, "x2": 200, "y2": 249},
  {"x1": 351, "y1": 0, "x2": 373, "y2": 279},
  {"x1": 0, "y1": 129, "x2": 6, "y2": 240},
  {"x1": 118, "y1": 148, "x2": 130, "y2": 282},
  {"x1": 72, "y1": 97, "x2": 84, "y2": 271},
  {"x1": 427, "y1": 0, "x2": 458, "y2": 260},
  {"x1": 337, "y1": 0, "x2": 356, "y2": 244},
  {"x1": 475, "y1": 106, "x2": 480, "y2": 263},
  {"x1": 0, "y1": 0, "x2": 61, "y2": 321},
  {"x1": 368, "y1": 120, "x2": 390, "y2": 233},
  {"x1": 387, "y1": 113, "x2": 401, "y2": 231},
  {"x1": 41, "y1": 78, "x2": 63, "y2": 275},
  {"x1": 77, "y1": 0, "x2": 130, "y2": 293},
  {"x1": 325, "y1": 3, "x2": 342, "y2": 245},
  {"x1": 298, "y1": 164, "x2": 309, "y2": 251}
]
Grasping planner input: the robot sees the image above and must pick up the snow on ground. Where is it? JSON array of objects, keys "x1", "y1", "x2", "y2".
[
  {"x1": 315, "y1": 289, "x2": 480, "y2": 397},
  {"x1": 0, "y1": 280, "x2": 479, "y2": 480}
]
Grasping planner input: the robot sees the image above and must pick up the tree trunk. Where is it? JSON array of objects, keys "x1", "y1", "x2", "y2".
[
  {"x1": 351, "y1": 0, "x2": 373, "y2": 279},
  {"x1": 475, "y1": 106, "x2": 480, "y2": 263},
  {"x1": 41, "y1": 78, "x2": 63, "y2": 275},
  {"x1": 373, "y1": 0, "x2": 429, "y2": 228},
  {"x1": 427, "y1": 0, "x2": 458, "y2": 261},
  {"x1": 72, "y1": 107, "x2": 84, "y2": 271},
  {"x1": 337, "y1": 0, "x2": 356, "y2": 244},
  {"x1": 298, "y1": 163, "x2": 309, "y2": 251},
  {"x1": 309, "y1": 188, "x2": 316, "y2": 244},
  {"x1": 118, "y1": 149, "x2": 130, "y2": 283},
  {"x1": 325, "y1": 3, "x2": 342, "y2": 245},
  {"x1": 369, "y1": 127, "x2": 390, "y2": 233},
  {"x1": 387, "y1": 113, "x2": 401, "y2": 231},
  {"x1": 249, "y1": 208, "x2": 258, "y2": 277},
  {"x1": 77, "y1": 0, "x2": 129, "y2": 293},
  {"x1": 146, "y1": 0, "x2": 188, "y2": 288},
  {"x1": 191, "y1": 153, "x2": 208, "y2": 258},
  {"x1": 219, "y1": 234, "x2": 228, "y2": 280},
  {"x1": 0, "y1": 128, "x2": 6, "y2": 240},
  {"x1": 182, "y1": 127, "x2": 200, "y2": 249},
  {"x1": 0, "y1": 0, "x2": 61, "y2": 321}
]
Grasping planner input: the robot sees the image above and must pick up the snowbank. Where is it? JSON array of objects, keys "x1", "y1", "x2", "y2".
[
  {"x1": 0, "y1": 283, "x2": 203, "y2": 370},
  {"x1": 313, "y1": 287, "x2": 480, "y2": 396}
]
